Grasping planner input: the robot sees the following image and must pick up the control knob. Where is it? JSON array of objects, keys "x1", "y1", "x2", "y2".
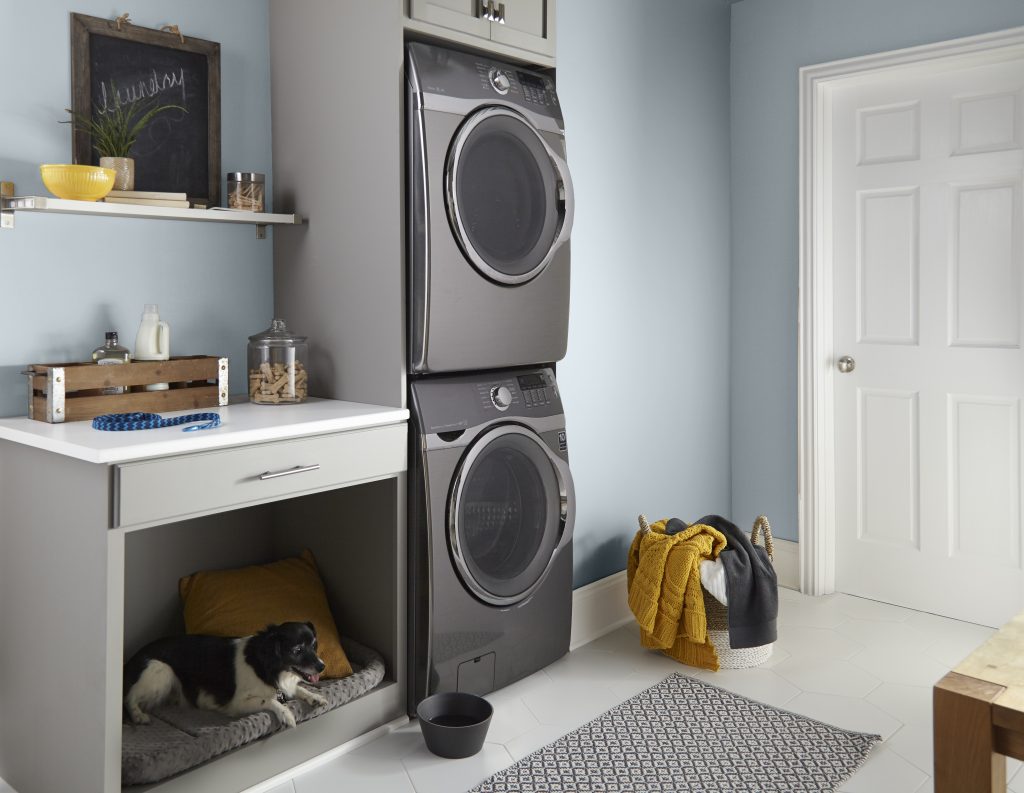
[
  {"x1": 490, "y1": 385, "x2": 512, "y2": 411},
  {"x1": 488, "y1": 67, "x2": 511, "y2": 95}
]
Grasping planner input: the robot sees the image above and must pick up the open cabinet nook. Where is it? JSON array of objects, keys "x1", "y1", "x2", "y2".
[{"x1": 0, "y1": 402, "x2": 408, "y2": 793}]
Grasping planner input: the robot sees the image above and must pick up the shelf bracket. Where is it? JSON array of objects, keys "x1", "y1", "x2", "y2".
[
  {"x1": 256, "y1": 224, "x2": 267, "y2": 240},
  {"x1": 1, "y1": 181, "x2": 14, "y2": 230}
]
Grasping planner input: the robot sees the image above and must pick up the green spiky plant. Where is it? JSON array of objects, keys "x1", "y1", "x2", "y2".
[{"x1": 63, "y1": 93, "x2": 186, "y2": 158}]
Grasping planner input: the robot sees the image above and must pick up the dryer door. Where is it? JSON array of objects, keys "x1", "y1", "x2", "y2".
[
  {"x1": 445, "y1": 107, "x2": 574, "y2": 286},
  {"x1": 449, "y1": 425, "x2": 574, "y2": 606}
]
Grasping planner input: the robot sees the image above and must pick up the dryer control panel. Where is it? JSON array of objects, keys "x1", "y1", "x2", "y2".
[{"x1": 407, "y1": 41, "x2": 563, "y2": 123}]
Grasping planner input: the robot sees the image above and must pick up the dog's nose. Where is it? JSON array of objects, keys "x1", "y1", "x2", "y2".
[{"x1": 315, "y1": 657, "x2": 325, "y2": 673}]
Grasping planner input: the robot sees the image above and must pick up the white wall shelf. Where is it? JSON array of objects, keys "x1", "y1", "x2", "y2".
[{"x1": 0, "y1": 192, "x2": 303, "y2": 239}]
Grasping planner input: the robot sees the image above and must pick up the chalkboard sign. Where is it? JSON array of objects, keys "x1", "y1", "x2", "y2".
[{"x1": 70, "y1": 13, "x2": 221, "y2": 205}]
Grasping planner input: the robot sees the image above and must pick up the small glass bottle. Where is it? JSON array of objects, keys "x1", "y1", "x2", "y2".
[
  {"x1": 92, "y1": 331, "x2": 131, "y2": 394},
  {"x1": 247, "y1": 318, "x2": 309, "y2": 404}
]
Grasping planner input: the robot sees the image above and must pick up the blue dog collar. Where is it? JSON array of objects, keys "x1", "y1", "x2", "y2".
[{"x1": 92, "y1": 412, "x2": 222, "y2": 432}]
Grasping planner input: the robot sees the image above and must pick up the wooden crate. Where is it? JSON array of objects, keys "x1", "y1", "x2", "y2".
[{"x1": 25, "y1": 356, "x2": 229, "y2": 423}]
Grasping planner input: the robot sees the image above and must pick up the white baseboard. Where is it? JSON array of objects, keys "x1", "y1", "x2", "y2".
[
  {"x1": 241, "y1": 715, "x2": 408, "y2": 793},
  {"x1": 570, "y1": 570, "x2": 632, "y2": 650},
  {"x1": 772, "y1": 538, "x2": 800, "y2": 591},
  {"x1": 570, "y1": 540, "x2": 801, "y2": 651}
]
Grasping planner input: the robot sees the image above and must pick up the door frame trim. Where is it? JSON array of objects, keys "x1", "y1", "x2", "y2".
[{"x1": 797, "y1": 25, "x2": 1024, "y2": 595}]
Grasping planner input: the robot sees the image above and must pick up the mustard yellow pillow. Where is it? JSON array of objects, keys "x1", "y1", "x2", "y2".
[{"x1": 179, "y1": 549, "x2": 352, "y2": 679}]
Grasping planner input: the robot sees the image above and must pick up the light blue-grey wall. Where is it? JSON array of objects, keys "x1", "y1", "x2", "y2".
[
  {"x1": 729, "y1": 0, "x2": 1024, "y2": 542},
  {"x1": 0, "y1": 1, "x2": 273, "y2": 417},
  {"x1": 558, "y1": 0, "x2": 733, "y2": 587}
]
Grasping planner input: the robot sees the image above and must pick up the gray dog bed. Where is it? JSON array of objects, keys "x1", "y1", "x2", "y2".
[{"x1": 121, "y1": 637, "x2": 386, "y2": 787}]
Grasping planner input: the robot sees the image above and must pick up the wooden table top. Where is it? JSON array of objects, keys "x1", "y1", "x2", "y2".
[{"x1": 956, "y1": 611, "x2": 1024, "y2": 713}]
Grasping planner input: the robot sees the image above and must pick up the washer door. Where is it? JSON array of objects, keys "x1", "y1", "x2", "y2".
[
  {"x1": 449, "y1": 425, "x2": 574, "y2": 606},
  {"x1": 445, "y1": 107, "x2": 574, "y2": 285}
]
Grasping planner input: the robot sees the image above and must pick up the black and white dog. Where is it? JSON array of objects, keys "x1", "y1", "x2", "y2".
[{"x1": 124, "y1": 621, "x2": 328, "y2": 728}]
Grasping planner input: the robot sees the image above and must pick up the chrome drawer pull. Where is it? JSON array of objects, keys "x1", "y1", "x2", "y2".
[{"x1": 259, "y1": 463, "x2": 321, "y2": 481}]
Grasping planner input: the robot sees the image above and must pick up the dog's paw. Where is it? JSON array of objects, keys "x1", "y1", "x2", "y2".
[
  {"x1": 306, "y1": 690, "x2": 328, "y2": 708},
  {"x1": 278, "y1": 708, "x2": 297, "y2": 729},
  {"x1": 129, "y1": 710, "x2": 151, "y2": 725}
]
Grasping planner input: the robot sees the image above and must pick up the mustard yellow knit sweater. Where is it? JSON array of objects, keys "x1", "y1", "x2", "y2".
[{"x1": 626, "y1": 519, "x2": 727, "y2": 671}]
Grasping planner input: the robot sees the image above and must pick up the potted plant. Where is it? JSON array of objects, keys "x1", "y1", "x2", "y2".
[{"x1": 64, "y1": 94, "x2": 185, "y2": 191}]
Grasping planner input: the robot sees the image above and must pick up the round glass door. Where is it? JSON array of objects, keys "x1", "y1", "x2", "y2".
[
  {"x1": 445, "y1": 107, "x2": 573, "y2": 285},
  {"x1": 449, "y1": 426, "x2": 568, "y2": 605}
]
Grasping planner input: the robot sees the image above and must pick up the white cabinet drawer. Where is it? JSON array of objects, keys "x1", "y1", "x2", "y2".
[{"x1": 115, "y1": 423, "x2": 407, "y2": 527}]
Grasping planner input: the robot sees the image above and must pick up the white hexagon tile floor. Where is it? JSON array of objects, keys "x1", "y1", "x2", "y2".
[
  {"x1": 283, "y1": 588, "x2": 1017, "y2": 793},
  {"x1": 0, "y1": 588, "x2": 1017, "y2": 793}
]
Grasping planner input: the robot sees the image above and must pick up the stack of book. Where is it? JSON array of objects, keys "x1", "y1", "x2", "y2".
[{"x1": 103, "y1": 190, "x2": 191, "y2": 208}]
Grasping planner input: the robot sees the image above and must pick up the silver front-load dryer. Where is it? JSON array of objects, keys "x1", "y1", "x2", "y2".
[
  {"x1": 406, "y1": 42, "x2": 574, "y2": 375},
  {"x1": 408, "y1": 366, "x2": 574, "y2": 710}
]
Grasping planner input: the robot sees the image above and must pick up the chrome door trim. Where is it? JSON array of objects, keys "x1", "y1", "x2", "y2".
[
  {"x1": 447, "y1": 424, "x2": 575, "y2": 607},
  {"x1": 445, "y1": 106, "x2": 574, "y2": 286},
  {"x1": 421, "y1": 95, "x2": 566, "y2": 135},
  {"x1": 423, "y1": 414, "x2": 566, "y2": 451},
  {"x1": 407, "y1": 70, "x2": 432, "y2": 374}
]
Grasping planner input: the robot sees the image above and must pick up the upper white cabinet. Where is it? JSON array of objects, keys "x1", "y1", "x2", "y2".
[
  {"x1": 406, "y1": 0, "x2": 555, "y2": 66},
  {"x1": 409, "y1": 0, "x2": 492, "y2": 39}
]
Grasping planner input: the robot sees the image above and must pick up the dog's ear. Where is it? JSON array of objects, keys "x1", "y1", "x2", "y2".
[{"x1": 306, "y1": 621, "x2": 316, "y2": 635}]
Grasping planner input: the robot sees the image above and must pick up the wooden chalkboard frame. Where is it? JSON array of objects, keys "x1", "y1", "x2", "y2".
[{"x1": 70, "y1": 13, "x2": 221, "y2": 205}]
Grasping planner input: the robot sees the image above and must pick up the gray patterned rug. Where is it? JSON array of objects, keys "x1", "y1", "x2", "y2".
[{"x1": 469, "y1": 673, "x2": 881, "y2": 792}]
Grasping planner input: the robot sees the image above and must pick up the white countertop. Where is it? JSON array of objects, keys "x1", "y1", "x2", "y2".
[{"x1": 0, "y1": 398, "x2": 409, "y2": 464}]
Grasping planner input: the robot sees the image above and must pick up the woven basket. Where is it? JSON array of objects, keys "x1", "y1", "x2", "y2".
[{"x1": 638, "y1": 514, "x2": 776, "y2": 670}]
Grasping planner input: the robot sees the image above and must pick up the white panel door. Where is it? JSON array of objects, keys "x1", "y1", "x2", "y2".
[{"x1": 832, "y1": 56, "x2": 1024, "y2": 627}]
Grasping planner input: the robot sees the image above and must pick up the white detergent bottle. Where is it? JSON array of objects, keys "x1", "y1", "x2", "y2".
[{"x1": 134, "y1": 304, "x2": 171, "y2": 391}]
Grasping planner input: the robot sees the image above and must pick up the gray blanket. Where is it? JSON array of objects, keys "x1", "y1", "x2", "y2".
[
  {"x1": 694, "y1": 515, "x2": 778, "y2": 649},
  {"x1": 121, "y1": 637, "x2": 386, "y2": 787}
]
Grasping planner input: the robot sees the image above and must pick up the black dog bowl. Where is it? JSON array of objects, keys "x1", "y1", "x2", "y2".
[{"x1": 416, "y1": 692, "x2": 493, "y2": 759}]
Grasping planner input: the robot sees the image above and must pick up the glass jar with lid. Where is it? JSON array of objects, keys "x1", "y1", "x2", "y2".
[
  {"x1": 247, "y1": 318, "x2": 309, "y2": 404},
  {"x1": 227, "y1": 172, "x2": 265, "y2": 212}
]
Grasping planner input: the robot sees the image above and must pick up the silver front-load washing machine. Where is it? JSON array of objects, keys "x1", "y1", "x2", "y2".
[
  {"x1": 406, "y1": 42, "x2": 574, "y2": 375},
  {"x1": 408, "y1": 366, "x2": 574, "y2": 709}
]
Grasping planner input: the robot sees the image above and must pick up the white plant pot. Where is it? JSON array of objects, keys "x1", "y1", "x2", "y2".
[{"x1": 100, "y1": 157, "x2": 134, "y2": 191}]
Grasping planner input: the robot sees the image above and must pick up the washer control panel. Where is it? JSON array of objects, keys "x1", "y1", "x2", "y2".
[
  {"x1": 472, "y1": 369, "x2": 560, "y2": 415},
  {"x1": 415, "y1": 366, "x2": 563, "y2": 432},
  {"x1": 517, "y1": 371, "x2": 556, "y2": 407},
  {"x1": 477, "y1": 378, "x2": 520, "y2": 412},
  {"x1": 490, "y1": 384, "x2": 513, "y2": 410}
]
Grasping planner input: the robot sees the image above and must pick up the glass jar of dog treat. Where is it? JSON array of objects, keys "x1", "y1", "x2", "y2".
[{"x1": 247, "y1": 318, "x2": 309, "y2": 404}]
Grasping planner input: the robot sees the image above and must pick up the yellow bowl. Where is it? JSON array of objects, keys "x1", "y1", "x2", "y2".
[{"x1": 39, "y1": 164, "x2": 116, "y2": 201}]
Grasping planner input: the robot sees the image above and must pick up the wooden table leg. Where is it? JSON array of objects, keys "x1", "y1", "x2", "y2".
[{"x1": 934, "y1": 672, "x2": 1007, "y2": 793}]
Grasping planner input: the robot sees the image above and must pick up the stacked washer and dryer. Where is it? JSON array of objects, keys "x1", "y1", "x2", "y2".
[{"x1": 405, "y1": 41, "x2": 576, "y2": 708}]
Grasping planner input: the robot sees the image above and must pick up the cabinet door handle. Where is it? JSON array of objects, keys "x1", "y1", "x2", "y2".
[
  {"x1": 479, "y1": 0, "x2": 493, "y2": 20},
  {"x1": 259, "y1": 463, "x2": 321, "y2": 481},
  {"x1": 496, "y1": 2, "x2": 505, "y2": 23}
]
